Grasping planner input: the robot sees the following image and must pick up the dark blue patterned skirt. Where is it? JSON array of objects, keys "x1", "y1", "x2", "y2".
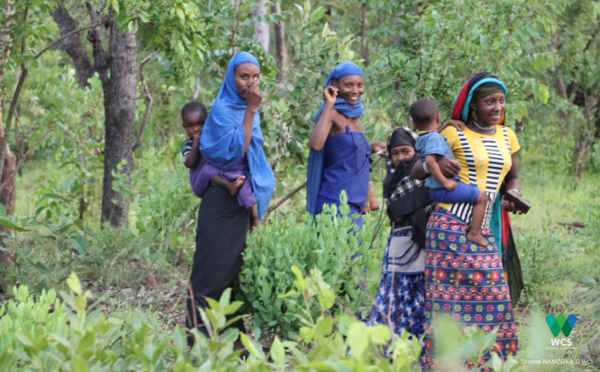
[{"x1": 368, "y1": 227, "x2": 426, "y2": 339}]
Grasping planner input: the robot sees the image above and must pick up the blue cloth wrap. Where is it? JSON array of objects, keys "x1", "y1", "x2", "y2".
[
  {"x1": 307, "y1": 61, "x2": 366, "y2": 216},
  {"x1": 200, "y1": 51, "x2": 275, "y2": 219}
]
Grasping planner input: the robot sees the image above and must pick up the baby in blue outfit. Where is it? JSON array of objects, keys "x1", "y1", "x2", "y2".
[{"x1": 411, "y1": 99, "x2": 489, "y2": 247}]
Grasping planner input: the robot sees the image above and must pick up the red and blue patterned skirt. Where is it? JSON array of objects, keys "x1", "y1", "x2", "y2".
[{"x1": 424, "y1": 206, "x2": 518, "y2": 370}]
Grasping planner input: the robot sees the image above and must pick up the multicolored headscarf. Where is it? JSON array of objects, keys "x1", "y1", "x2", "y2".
[{"x1": 450, "y1": 72, "x2": 508, "y2": 124}]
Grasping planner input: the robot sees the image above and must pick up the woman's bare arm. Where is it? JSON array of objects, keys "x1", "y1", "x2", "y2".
[
  {"x1": 309, "y1": 86, "x2": 338, "y2": 151},
  {"x1": 503, "y1": 152, "x2": 522, "y2": 213},
  {"x1": 241, "y1": 79, "x2": 262, "y2": 153}
]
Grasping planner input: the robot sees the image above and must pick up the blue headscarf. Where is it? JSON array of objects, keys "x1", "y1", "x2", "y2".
[
  {"x1": 307, "y1": 61, "x2": 365, "y2": 216},
  {"x1": 200, "y1": 51, "x2": 275, "y2": 219}
]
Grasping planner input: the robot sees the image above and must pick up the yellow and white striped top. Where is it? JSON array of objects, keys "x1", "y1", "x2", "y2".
[{"x1": 437, "y1": 125, "x2": 520, "y2": 227}]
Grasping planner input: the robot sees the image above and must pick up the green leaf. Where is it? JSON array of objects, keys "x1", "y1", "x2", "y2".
[
  {"x1": 70, "y1": 235, "x2": 87, "y2": 255},
  {"x1": 270, "y1": 336, "x2": 285, "y2": 366},
  {"x1": 78, "y1": 332, "x2": 95, "y2": 353},
  {"x1": 582, "y1": 277, "x2": 597, "y2": 287},
  {"x1": 111, "y1": 0, "x2": 120, "y2": 14},
  {"x1": 172, "y1": 325, "x2": 187, "y2": 351},
  {"x1": 491, "y1": 352, "x2": 502, "y2": 371},
  {"x1": 310, "y1": 8, "x2": 326, "y2": 23},
  {"x1": 291, "y1": 266, "x2": 305, "y2": 291},
  {"x1": 67, "y1": 272, "x2": 82, "y2": 296},
  {"x1": 0, "y1": 217, "x2": 29, "y2": 232},
  {"x1": 314, "y1": 317, "x2": 333, "y2": 339},
  {"x1": 72, "y1": 354, "x2": 89, "y2": 372},
  {"x1": 240, "y1": 333, "x2": 265, "y2": 360},
  {"x1": 369, "y1": 325, "x2": 391, "y2": 345},
  {"x1": 223, "y1": 301, "x2": 243, "y2": 316},
  {"x1": 34, "y1": 262, "x2": 51, "y2": 277},
  {"x1": 346, "y1": 322, "x2": 369, "y2": 358},
  {"x1": 218, "y1": 288, "x2": 232, "y2": 311}
]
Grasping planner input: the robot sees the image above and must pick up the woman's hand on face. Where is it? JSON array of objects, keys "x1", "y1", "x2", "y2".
[
  {"x1": 323, "y1": 86, "x2": 338, "y2": 106},
  {"x1": 438, "y1": 157, "x2": 461, "y2": 178},
  {"x1": 371, "y1": 142, "x2": 387, "y2": 157},
  {"x1": 242, "y1": 78, "x2": 262, "y2": 111}
]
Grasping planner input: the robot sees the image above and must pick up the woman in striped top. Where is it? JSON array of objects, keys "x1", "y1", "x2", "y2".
[{"x1": 423, "y1": 72, "x2": 522, "y2": 370}]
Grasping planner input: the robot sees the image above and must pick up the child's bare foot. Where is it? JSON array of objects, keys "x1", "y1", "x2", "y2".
[
  {"x1": 227, "y1": 176, "x2": 246, "y2": 196},
  {"x1": 466, "y1": 230, "x2": 489, "y2": 247}
]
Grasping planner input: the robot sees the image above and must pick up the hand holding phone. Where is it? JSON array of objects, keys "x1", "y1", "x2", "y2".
[{"x1": 503, "y1": 189, "x2": 531, "y2": 214}]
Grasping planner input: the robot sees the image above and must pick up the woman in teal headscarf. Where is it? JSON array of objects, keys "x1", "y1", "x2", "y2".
[
  {"x1": 423, "y1": 72, "x2": 523, "y2": 370},
  {"x1": 186, "y1": 51, "x2": 275, "y2": 345},
  {"x1": 307, "y1": 61, "x2": 385, "y2": 230}
]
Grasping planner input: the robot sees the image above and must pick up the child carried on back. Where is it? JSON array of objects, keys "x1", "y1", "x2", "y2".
[
  {"x1": 180, "y1": 101, "x2": 259, "y2": 231},
  {"x1": 411, "y1": 99, "x2": 489, "y2": 247}
]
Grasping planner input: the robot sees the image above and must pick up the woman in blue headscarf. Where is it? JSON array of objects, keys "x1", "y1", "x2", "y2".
[
  {"x1": 307, "y1": 61, "x2": 385, "y2": 230},
  {"x1": 186, "y1": 51, "x2": 275, "y2": 345}
]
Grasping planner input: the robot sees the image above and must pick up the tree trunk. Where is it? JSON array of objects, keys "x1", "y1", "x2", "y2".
[
  {"x1": 0, "y1": 124, "x2": 16, "y2": 267},
  {"x1": 252, "y1": 0, "x2": 270, "y2": 52},
  {"x1": 272, "y1": 0, "x2": 288, "y2": 82},
  {"x1": 51, "y1": 5, "x2": 137, "y2": 228},
  {"x1": 100, "y1": 23, "x2": 137, "y2": 227},
  {"x1": 0, "y1": 0, "x2": 16, "y2": 267},
  {"x1": 573, "y1": 93, "x2": 598, "y2": 181},
  {"x1": 360, "y1": 2, "x2": 369, "y2": 66},
  {"x1": 50, "y1": 3, "x2": 93, "y2": 88}
]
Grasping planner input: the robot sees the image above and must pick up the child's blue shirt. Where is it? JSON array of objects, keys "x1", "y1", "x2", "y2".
[{"x1": 415, "y1": 131, "x2": 460, "y2": 189}]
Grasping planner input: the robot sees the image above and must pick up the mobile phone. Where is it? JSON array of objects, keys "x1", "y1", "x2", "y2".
[{"x1": 503, "y1": 189, "x2": 531, "y2": 214}]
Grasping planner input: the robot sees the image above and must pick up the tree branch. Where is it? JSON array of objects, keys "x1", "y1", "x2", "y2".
[
  {"x1": 86, "y1": 2, "x2": 111, "y2": 85},
  {"x1": 230, "y1": 0, "x2": 240, "y2": 54},
  {"x1": 37, "y1": 19, "x2": 102, "y2": 60},
  {"x1": 360, "y1": 2, "x2": 369, "y2": 66},
  {"x1": 49, "y1": 3, "x2": 95, "y2": 87},
  {"x1": 273, "y1": 0, "x2": 288, "y2": 83},
  {"x1": 261, "y1": 181, "x2": 307, "y2": 223},
  {"x1": 0, "y1": 4, "x2": 28, "y2": 181},
  {"x1": 132, "y1": 54, "x2": 153, "y2": 152}
]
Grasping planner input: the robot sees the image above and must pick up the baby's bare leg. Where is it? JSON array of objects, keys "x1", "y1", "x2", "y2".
[{"x1": 466, "y1": 192, "x2": 490, "y2": 247}]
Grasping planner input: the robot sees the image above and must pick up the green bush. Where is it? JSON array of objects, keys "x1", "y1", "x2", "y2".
[{"x1": 238, "y1": 192, "x2": 384, "y2": 340}]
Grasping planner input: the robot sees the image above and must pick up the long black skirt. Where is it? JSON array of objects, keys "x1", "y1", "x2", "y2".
[{"x1": 186, "y1": 185, "x2": 249, "y2": 341}]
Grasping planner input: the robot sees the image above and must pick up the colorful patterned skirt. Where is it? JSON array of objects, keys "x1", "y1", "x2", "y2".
[{"x1": 424, "y1": 207, "x2": 518, "y2": 370}]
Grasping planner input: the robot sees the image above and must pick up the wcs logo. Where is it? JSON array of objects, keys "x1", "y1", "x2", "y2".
[{"x1": 546, "y1": 314, "x2": 577, "y2": 337}]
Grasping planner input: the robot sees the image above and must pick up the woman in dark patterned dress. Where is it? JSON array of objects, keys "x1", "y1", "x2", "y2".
[{"x1": 368, "y1": 127, "x2": 434, "y2": 346}]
